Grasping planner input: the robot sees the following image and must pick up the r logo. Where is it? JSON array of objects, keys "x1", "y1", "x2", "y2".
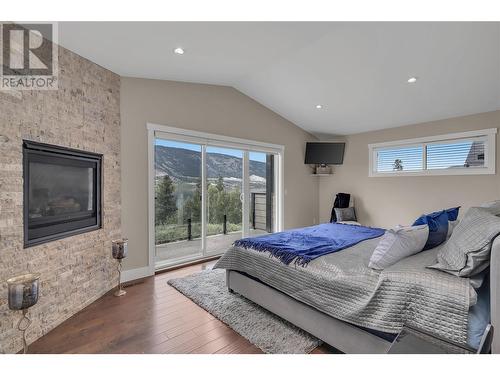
[{"x1": 2, "y1": 23, "x2": 53, "y2": 76}]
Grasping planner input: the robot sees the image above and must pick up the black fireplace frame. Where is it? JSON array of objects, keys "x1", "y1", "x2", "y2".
[{"x1": 23, "y1": 140, "x2": 102, "y2": 248}]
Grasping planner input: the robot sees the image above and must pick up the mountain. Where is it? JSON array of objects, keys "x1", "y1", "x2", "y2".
[{"x1": 155, "y1": 146, "x2": 267, "y2": 183}]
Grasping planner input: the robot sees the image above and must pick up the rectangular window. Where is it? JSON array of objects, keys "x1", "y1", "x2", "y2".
[
  {"x1": 426, "y1": 139, "x2": 485, "y2": 170},
  {"x1": 369, "y1": 128, "x2": 496, "y2": 177},
  {"x1": 376, "y1": 145, "x2": 424, "y2": 172}
]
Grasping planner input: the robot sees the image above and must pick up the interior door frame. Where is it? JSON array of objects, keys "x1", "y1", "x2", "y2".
[{"x1": 147, "y1": 123, "x2": 285, "y2": 273}]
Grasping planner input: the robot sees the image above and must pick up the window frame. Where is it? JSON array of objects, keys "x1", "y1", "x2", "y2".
[{"x1": 368, "y1": 128, "x2": 497, "y2": 177}]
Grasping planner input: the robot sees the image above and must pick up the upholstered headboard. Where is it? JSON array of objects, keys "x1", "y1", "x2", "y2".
[{"x1": 490, "y1": 235, "x2": 500, "y2": 353}]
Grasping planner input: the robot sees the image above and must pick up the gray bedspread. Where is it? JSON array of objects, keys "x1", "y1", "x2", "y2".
[{"x1": 214, "y1": 238, "x2": 475, "y2": 344}]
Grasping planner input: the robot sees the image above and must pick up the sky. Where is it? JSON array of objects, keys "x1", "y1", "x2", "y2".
[{"x1": 156, "y1": 139, "x2": 267, "y2": 162}]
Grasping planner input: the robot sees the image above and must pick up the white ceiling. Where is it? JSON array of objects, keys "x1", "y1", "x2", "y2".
[{"x1": 58, "y1": 22, "x2": 500, "y2": 136}]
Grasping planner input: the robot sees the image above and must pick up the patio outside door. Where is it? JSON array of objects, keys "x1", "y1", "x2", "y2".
[
  {"x1": 205, "y1": 146, "x2": 244, "y2": 255},
  {"x1": 152, "y1": 130, "x2": 281, "y2": 270},
  {"x1": 154, "y1": 139, "x2": 203, "y2": 264}
]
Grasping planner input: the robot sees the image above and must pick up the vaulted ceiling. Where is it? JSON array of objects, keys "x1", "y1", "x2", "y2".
[{"x1": 58, "y1": 22, "x2": 500, "y2": 136}]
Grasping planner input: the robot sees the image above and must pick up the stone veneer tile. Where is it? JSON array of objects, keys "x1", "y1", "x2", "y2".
[{"x1": 0, "y1": 44, "x2": 121, "y2": 353}]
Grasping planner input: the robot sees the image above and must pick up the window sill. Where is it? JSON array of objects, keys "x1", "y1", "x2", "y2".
[{"x1": 369, "y1": 167, "x2": 495, "y2": 177}]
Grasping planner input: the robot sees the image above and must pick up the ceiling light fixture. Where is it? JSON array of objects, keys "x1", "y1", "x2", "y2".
[
  {"x1": 315, "y1": 104, "x2": 323, "y2": 109},
  {"x1": 407, "y1": 77, "x2": 418, "y2": 83},
  {"x1": 173, "y1": 47, "x2": 185, "y2": 55}
]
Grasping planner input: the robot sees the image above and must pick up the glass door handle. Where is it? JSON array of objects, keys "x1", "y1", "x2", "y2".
[{"x1": 240, "y1": 193, "x2": 244, "y2": 202}]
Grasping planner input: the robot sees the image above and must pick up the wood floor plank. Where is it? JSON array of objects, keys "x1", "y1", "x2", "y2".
[
  {"x1": 214, "y1": 335, "x2": 262, "y2": 354},
  {"x1": 158, "y1": 325, "x2": 234, "y2": 354},
  {"x1": 149, "y1": 330, "x2": 200, "y2": 354},
  {"x1": 191, "y1": 319, "x2": 226, "y2": 336},
  {"x1": 189, "y1": 330, "x2": 242, "y2": 354}
]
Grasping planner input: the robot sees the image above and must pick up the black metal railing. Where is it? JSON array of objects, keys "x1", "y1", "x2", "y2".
[
  {"x1": 251, "y1": 192, "x2": 268, "y2": 231},
  {"x1": 182, "y1": 192, "x2": 271, "y2": 242}
]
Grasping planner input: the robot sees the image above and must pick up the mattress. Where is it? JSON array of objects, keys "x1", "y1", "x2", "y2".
[{"x1": 215, "y1": 237, "x2": 476, "y2": 345}]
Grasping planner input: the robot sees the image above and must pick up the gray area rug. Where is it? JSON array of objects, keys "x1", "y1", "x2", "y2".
[{"x1": 167, "y1": 268, "x2": 322, "y2": 354}]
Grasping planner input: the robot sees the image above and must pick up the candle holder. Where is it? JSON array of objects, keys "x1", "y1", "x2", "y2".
[
  {"x1": 112, "y1": 239, "x2": 128, "y2": 297},
  {"x1": 6, "y1": 273, "x2": 40, "y2": 354}
]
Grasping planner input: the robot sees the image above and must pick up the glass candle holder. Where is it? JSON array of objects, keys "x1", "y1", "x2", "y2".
[
  {"x1": 6, "y1": 273, "x2": 40, "y2": 354},
  {"x1": 7, "y1": 273, "x2": 40, "y2": 310},
  {"x1": 112, "y1": 239, "x2": 128, "y2": 297},
  {"x1": 112, "y1": 239, "x2": 128, "y2": 259}
]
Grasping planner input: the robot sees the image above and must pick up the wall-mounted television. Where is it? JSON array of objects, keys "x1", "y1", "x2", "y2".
[{"x1": 304, "y1": 142, "x2": 345, "y2": 165}]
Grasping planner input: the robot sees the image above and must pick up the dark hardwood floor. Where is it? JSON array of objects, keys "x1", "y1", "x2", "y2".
[{"x1": 29, "y1": 260, "x2": 336, "y2": 354}]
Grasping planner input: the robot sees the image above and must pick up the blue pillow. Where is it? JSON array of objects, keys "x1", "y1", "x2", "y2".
[
  {"x1": 445, "y1": 206, "x2": 460, "y2": 221},
  {"x1": 413, "y1": 210, "x2": 449, "y2": 250}
]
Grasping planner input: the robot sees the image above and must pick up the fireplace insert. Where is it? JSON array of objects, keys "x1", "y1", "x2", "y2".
[{"x1": 23, "y1": 141, "x2": 102, "y2": 247}]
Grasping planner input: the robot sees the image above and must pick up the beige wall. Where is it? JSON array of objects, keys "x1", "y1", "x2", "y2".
[
  {"x1": 121, "y1": 78, "x2": 319, "y2": 270},
  {"x1": 319, "y1": 111, "x2": 500, "y2": 228},
  {"x1": 0, "y1": 47, "x2": 121, "y2": 353}
]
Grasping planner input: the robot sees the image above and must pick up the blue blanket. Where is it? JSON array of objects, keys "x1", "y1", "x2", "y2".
[{"x1": 233, "y1": 223, "x2": 385, "y2": 266}]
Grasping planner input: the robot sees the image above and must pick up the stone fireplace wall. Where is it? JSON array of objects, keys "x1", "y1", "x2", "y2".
[{"x1": 0, "y1": 46, "x2": 121, "y2": 353}]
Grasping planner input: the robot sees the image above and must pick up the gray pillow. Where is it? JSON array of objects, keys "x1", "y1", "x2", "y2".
[
  {"x1": 481, "y1": 200, "x2": 500, "y2": 216},
  {"x1": 429, "y1": 207, "x2": 500, "y2": 277},
  {"x1": 429, "y1": 242, "x2": 491, "y2": 277},
  {"x1": 334, "y1": 207, "x2": 356, "y2": 222}
]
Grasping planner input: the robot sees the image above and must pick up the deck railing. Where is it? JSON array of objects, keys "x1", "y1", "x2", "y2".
[
  {"x1": 180, "y1": 192, "x2": 269, "y2": 242},
  {"x1": 251, "y1": 192, "x2": 267, "y2": 231}
]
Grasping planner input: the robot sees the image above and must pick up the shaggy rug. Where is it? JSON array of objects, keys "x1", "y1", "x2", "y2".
[{"x1": 167, "y1": 268, "x2": 322, "y2": 354}]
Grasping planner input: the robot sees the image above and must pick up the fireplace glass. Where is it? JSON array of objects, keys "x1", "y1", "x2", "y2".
[{"x1": 23, "y1": 141, "x2": 102, "y2": 247}]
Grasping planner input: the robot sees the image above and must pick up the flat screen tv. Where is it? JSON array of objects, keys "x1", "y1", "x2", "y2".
[{"x1": 304, "y1": 142, "x2": 345, "y2": 165}]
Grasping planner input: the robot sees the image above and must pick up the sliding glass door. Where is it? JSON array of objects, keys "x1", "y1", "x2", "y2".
[
  {"x1": 154, "y1": 139, "x2": 203, "y2": 264},
  {"x1": 205, "y1": 146, "x2": 244, "y2": 254},
  {"x1": 248, "y1": 151, "x2": 277, "y2": 237},
  {"x1": 152, "y1": 129, "x2": 282, "y2": 269}
]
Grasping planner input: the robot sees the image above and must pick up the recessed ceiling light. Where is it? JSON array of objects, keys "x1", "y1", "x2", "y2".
[
  {"x1": 315, "y1": 104, "x2": 323, "y2": 109},
  {"x1": 407, "y1": 77, "x2": 418, "y2": 83},
  {"x1": 173, "y1": 47, "x2": 185, "y2": 55}
]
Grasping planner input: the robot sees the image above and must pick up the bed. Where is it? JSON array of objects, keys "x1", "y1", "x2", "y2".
[{"x1": 214, "y1": 222, "x2": 500, "y2": 354}]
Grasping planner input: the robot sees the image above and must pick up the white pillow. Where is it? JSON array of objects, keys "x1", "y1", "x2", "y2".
[{"x1": 369, "y1": 224, "x2": 429, "y2": 270}]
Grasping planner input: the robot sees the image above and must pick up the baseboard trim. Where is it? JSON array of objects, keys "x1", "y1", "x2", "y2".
[{"x1": 121, "y1": 266, "x2": 153, "y2": 283}]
